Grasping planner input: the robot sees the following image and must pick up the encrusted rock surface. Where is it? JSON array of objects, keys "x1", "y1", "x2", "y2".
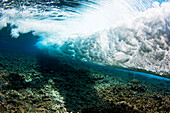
[{"x1": 0, "y1": 48, "x2": 169, "y2": 113}]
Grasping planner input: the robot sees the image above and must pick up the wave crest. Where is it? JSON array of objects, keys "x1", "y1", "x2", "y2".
[
  {"x1": 0, "y1": 1, "x2": 170, "y2": 75},
  {"x1": 38, "y1": 2, "x2": 170, "y2": 75}
]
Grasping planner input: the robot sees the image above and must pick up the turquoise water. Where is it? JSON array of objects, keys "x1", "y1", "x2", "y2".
[
  {"x1": 0, "y1": 0, "x2": 170, "y2": 92},
  {"x1": 1, "y1": 0, "x2": 170, "y2": 76},
  {"x1": 0, "y1": 0, "x2": 170, "y2": 112}
]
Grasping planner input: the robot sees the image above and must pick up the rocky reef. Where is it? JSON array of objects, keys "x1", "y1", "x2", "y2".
[{"x1": 0, "y1": 48, "x2": 169, "y2": 113}]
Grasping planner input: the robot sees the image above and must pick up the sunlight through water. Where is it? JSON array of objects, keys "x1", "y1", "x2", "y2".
[{"x1": 0, "y1": 0, "x2": 170, "y2": 76}]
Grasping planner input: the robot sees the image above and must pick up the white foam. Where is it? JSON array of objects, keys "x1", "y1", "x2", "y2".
[
  {"x1": 0, "y1": 0, "x2": 170, "y2": 75},
  {"x1": 0, "y1": 0, "x2": 155, "y2": 38}
]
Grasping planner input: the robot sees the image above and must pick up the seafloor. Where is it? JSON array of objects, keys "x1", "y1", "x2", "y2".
[
  {"x1": 0, "y1": 44, "x2": 170, "y2": 113},
  {"x1": 0, "y1": 27, "x2": 169, "y2": 112}
]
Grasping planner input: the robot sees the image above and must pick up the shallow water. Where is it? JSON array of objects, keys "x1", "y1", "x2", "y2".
[
  {"x1": 1, "y1": 0, "x2": 170, "y2": 75},
  {"x1": 0, "y1": 25, "x2": 170, "y2": 112},
  {"x1": 0, "y1": 0, "x2": 170, "y2": 112}
]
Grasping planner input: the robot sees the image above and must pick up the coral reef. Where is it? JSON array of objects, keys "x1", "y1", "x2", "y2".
[{"x1": 0, "y1": 48, "x2": 169, "y2": 113}]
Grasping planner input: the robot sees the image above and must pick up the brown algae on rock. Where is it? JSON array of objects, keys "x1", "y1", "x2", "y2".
[
  {"x1": 0, "y1": 49, "x2": 170, "y2": 113},
  {"x1": 131, "y1": 79, "x2": 139, "y2": 84}
]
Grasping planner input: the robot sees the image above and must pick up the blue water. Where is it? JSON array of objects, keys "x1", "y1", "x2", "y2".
[
  {"x1": 0, "y1": 0, "x2": 170, "y2": 93},
  {"x1": 0, "y1": 25, "x2": 39, "y2": 53},
  {"x1": 0, "y1": 1, "x2": 170, "y2": 111}
]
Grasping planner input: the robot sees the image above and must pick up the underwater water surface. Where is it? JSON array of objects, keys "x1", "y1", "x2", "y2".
[{"x1": 0, "y1": 0, "x2": 170, "y2": 112}]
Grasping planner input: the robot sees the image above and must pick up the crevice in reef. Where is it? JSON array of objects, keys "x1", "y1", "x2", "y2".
[{"x1": 0, "y1": 49, "x2": 169, "y2": 112}]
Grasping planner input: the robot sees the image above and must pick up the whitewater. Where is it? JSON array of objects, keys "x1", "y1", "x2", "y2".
[{"x1": 0, "y1": 0, "x2": 170, "y2": 76}]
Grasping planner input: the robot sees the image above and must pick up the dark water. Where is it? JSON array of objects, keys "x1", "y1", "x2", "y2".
[{"x1": 0, "y1": 24, "x2": 39, "y2": 53}]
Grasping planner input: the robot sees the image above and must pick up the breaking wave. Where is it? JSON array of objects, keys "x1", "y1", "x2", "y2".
[{"x1": 0, "y1": 0, "x2": 170, "y2": 75}]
